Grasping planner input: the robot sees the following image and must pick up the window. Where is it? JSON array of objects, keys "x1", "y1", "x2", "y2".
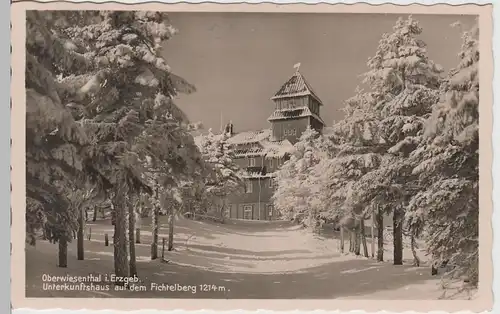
[
  {"x1": 278, "y1": 100, "x2": 284, "y2": 110},
  {"x1": 249, "y1": 157, "x2": 256, "y2": 167},
  {"x1": 243, "y1": 205, "x2": 253, "y2": 220},
  {"x1": 269, "y1": 178, "x2": 275, "y2": 188},
  {"x1": 269, "y1": 158, "x2": 274, "y2": 169},
  {"x1": 284, "y1": 129, "x2": 297, "y2": 137},
  {"x1": 245, "y1": 180, "x2": 253, "y2": 193},
  {"x1": 309, "y1": 99, "x2": 319, "y2": 115},
  {"x1": 267, "y1": 205, "x2": 274, "y2": 217}
]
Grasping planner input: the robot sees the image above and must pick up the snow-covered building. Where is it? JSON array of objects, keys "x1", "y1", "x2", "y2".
[{"x1": 196, "y1": 69, "x2": 327, "y2": 221}]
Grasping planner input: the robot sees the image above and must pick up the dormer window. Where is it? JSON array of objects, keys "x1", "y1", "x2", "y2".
[
  {"x1": 249, "y1": 157, "x2": 256, "y2": 167},
  {"x1": 245, "y1": 180, "x2": 253, "y2": 193},
  {"x1": 269, "y1": 178, "x2": 275, "y2": 188}
]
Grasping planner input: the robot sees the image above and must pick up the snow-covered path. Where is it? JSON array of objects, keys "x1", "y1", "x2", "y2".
[{"x1": 26, "y1": 216, "x2": 451, "y2": 299}]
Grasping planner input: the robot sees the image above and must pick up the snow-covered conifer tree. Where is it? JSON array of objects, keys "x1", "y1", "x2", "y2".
[
  {"x1": 407, "y1": 23, "x2": 479, "y2": 285},
  {"x1": 25, "y1": 11, "x2": 95, "y2": 267},
  {"x1": 198, "y1": 130, "x2": 244, "y2": 220},
  {"x1": 39, "y1": 11, "x2": 204, "y2": 278},
  {"x1": 354, "y1": 16, "x2": 443, "y2": 264},
  {"x1": 318, "y1": 90, "x2": 385, "y2": 256},
  {"x1": 273, "y1": 126, "x2": 331, "y2": 231}
]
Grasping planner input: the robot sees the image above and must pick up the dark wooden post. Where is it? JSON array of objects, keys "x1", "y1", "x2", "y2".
[
  {"x1": 151, "y1": 185, "x2": 159, "y2": 260},
  {"x1": 104, "y1": 233, "x2": 109, "y2": 246},
  {"x1": 168, "y1": 213, "x2": 174, "y2": 251},
  {"x1": 77, "y1": 208, "x2": 84, "y2": 260},
  {"x1": 87, "y1": 227, "x2": 92, "y2": 241},
  {"x1": 135, "y1": 228, "x2": 141, "y2": 244}
]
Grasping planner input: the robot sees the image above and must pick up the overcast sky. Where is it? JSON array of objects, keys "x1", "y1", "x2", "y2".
[{"x1": 162, "y1": 13, "x2": 477, "y2": 133}]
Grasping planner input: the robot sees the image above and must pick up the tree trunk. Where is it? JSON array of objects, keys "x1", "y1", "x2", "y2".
[
  {"x1": 128, "y1": 202, "x2": 137, "y2": 277},
  {"x1": 135, "y1": 213, "x2": 141, "y2": 244},
  {"x1": 371, "y1": 213, "x2": 375, "y2": 258},
  {"x1": 376, "y1": 208, "x2": 384, "y2": 262},
  {"x1": 218, "y1": 196, "x2": 225, "y2": 222},
  {"x1": 151, "y1": 204, "x2": 159, "y2": 260},
  {"x1": 219, "y1": 204, "x2": 225, "y2": 223},
  {"x1": 111, "y1": 202, "x2": 116, "y2": 226},
  {"x1": 361, "y1": 219, "x2": 369, "y2": 258},
  {"x1": 393, "y1": 206, "x2": 403, "y2": 265},
  {"x1": 58, "y1": 236, "x2": 68, "y2": 268},
  {"x1": 411, "y1": 233, "x2": 420, "y2": 267},
  {"x1": 340, "y1": 226, "x2": 345, "y2": 253},
  {"x1": 349, "y1": 230, "x2": 354, "y2": 253},
  {"x1": 168, "y1": 211, "x2": 174, "y2": 251},
  {"x1": 77, "y1": 207, "x2": 84, "y2": 260},
  {"x1": 113, "y1": 196, "x2": 129, "y2": 284},
  {"x1": 93, "y1": 207, "x2": 97, "y2": 222},
  {"x1": 354, "y1": 222, "x2": 361, "y2": 256}
]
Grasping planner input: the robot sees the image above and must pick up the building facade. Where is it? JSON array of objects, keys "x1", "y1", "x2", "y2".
[{"x1": 218, "y1": 70, "x2": 326, "y2": 220}]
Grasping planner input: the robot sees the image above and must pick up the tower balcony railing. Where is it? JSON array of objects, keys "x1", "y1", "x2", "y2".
[{"x1": 245, "y1": 166, "x2": 267, "y2": 175}]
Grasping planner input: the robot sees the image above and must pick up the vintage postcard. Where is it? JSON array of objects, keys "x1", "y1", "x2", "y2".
[{"x1": 11, "y1": 0, "x2": 493, "y2": 312}]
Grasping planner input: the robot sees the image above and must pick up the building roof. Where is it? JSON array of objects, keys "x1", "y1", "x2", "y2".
[
  {"x1": 228, "y1": 129, "x2": 294, "y2": 158},
  {"x1": 193, "y1": 128, "x2": 295, "y2": 159},
  {"x1": 271, "y1": 71, "x2": 323, "y2": 105},
  {"x1": 225, "y1": 129, "x2": 272, "y2": 145},
  {"x1": 261, "y1": 139, "x2": 294, "y2": 158},
  {"x1": 267, "y1": 106, "x2": 325, "y2": 125}
]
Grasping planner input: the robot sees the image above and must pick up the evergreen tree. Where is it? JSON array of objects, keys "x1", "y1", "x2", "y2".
[
  {"x1": 198, "y1": 129, "x2": 244, "y2": 220},
  {"x1": 407, "y1": 23, "x2": 479, "y2": 285},
  {"x1": 44, "y1": 11, "x2": 202, "y2": 278},
  {"x1": 25, "y1": 11, "x2": 92, "y2": 266},
  {"x1": 273, "y1": 126, "x2": 332, "y2": 231},
  {"x1": 319, "y1": 91, "x2": 385, "y2": 256},
  {"x1": 350, "y1": 16, "x2": 443, "y2": 264}
]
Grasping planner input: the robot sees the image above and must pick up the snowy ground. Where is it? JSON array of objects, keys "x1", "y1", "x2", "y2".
[{"x1": 26, "y1": 216, "x2": 472, "y2": 299}]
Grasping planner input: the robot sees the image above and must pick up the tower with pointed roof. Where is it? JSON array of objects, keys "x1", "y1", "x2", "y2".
[
  {"x1": 268, "y1": 69, "x2": 325, "y2": 144},
  {"x1": 193, "y1": 65, "x2": 327, "y2": 221}
]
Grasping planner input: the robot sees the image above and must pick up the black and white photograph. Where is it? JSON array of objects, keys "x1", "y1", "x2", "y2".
[{"x1": 20, "y1": 5, "x2": 488, "y2": 304}]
